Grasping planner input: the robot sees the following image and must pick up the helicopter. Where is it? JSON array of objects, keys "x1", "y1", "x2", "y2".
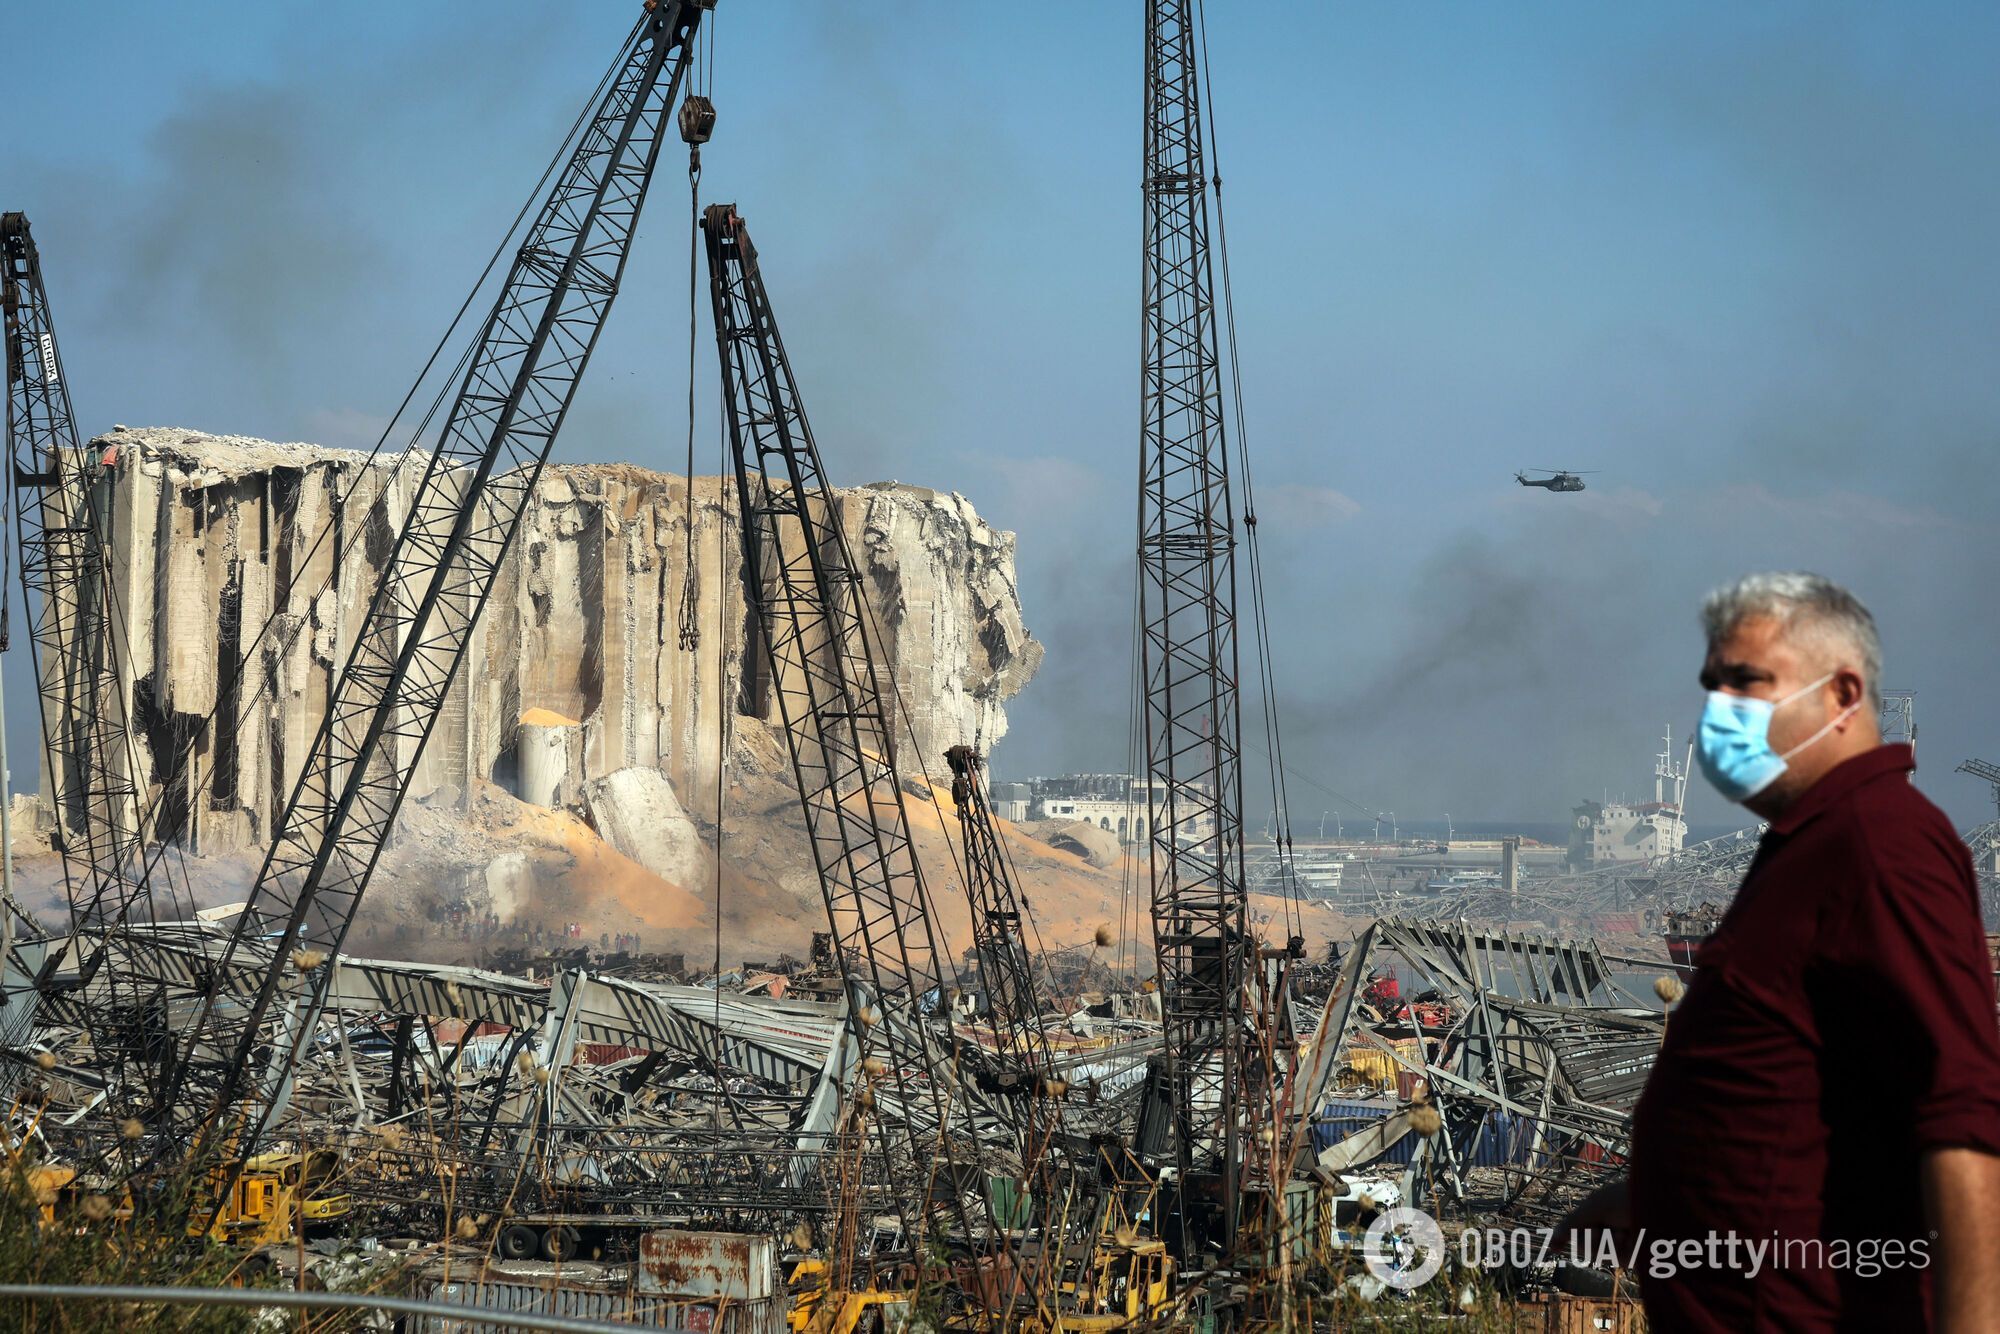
[{"x1": 1515, "y1": 468, "x2": 1595, "y2": 493}]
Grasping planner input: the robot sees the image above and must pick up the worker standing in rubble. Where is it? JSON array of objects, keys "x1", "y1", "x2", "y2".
[{"x1": 1564, "y1": 572, "x2": 2000, "y2": 1331}]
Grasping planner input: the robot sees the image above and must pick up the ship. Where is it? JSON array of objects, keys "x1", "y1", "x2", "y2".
[{"x1": 1567, "y1": 728, "x2": 1693, "y2": 871}]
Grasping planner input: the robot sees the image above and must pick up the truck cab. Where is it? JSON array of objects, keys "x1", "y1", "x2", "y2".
[{"x1": 193, "y1": 1148, "x2": 350, "y2": 1245}]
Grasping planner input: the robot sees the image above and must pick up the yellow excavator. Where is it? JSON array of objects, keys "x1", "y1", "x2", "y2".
[
  {"x1": 1027, "y1": 1234, "x2": 1176, "y2": 1333},
  {"x1": 24, "y1": 1164, "x2": 94, "y2": 1226},
  {"x1": 784, "y1": 1230, "x2": 1176, "y2": 1334},
  {"x1": 24, "y1": 1148, "x2": 346, "y2": 1246},
  {"x1": 784, "y1": 1258, "x2": 914, "y2": 1334}
]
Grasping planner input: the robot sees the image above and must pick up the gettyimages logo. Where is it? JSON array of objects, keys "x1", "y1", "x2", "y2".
[{"x1": 1363, "y1": 1207, "x2": 1448, "y2": 1290}]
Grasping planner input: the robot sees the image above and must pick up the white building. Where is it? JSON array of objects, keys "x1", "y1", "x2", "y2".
[
  {"x1": 988, "y1": 781, "x2": 1032, "y2": 823},
  {"x1": 1031, "y1": 775, "x2": 1215, "y2": 846}
]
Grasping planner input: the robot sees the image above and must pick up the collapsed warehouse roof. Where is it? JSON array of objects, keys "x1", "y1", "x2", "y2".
[
  {"x1": 10, "y1": 920, "x2": 1161, "y2": 1248},
  {"x1": 1301, "y1": 919, "x2": 1663, "y2": 1225}
]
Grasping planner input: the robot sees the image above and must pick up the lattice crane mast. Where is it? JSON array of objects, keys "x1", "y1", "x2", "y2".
[
  {"x1": 1137, "y1": 0, "x2": 1253, "y2": 1254},
  {"x1": 156, "y1": 0, "x2": 713, "y2": 1183},
  {"x1": 1137, "y1": 0, "x2": 1299, "y2": 1263},
  {"x1": 1958, "y1": 758, "x2": 2000, "y2": 820},
  {"x1": 2, "y1": 214, "x2": 156, "y2": 1050},
  {"x1": 944, "y1": 743, "x2": 1137, "y2": 1323},
  {"x1": 703, "y1": 203, "x2": 996, "y2": 1278},
  {"x1": 944, "y1": 746, "x2": 1056, "y2": 1091}
]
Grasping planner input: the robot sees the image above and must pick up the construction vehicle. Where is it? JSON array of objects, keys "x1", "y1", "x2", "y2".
[
  {"x1": 1037, "y1": 1234, "x2": 1177, "y2": 1333},
  {"x1": 1028, "y1": 1138, "x2": 1181, "y2": 1332},
  {"x1": 23, "y1": 1162, "x2": 133, "y2": 1228},
  {"x1": 189, "y1": 1148, "x2": 350, "y2": 1245},
  {"x1": 785, "y1": 1239, "x2": 1174, "y2": 1334},
  {"x1": 23, "y1": 1163, "x2": 81, "y2": 1227},
  {"x1": 784, "y1": 1259, "x2": 912, "y2": 1334}
]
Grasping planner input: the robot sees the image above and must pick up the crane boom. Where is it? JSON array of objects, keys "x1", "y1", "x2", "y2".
[
  {"x1": 703, "y1": 203, "x2": 981, "y2": 1260},
  {"x1": 2, "y1": 214, "x2": 157, "y2": 1075},
  {"x1": 946, "y1": 744, "x2": 1105, "y2": 1322},
  {"x1": 1, "y1": 217, "x2": 113, "y2": 873},
  {"x1": 161, "y1": 1, "x2": 710, "y2": 1170},
  {"x1": 1139, "y1": 0, "x2": 1251, "y2": 1250},
  {"x1": 944, "y1": 745, "x2": 1056, "y2": 1088}
]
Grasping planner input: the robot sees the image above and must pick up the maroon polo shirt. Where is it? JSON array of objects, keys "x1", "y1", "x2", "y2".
[{"x1": 1630, "y1": 744, "x2": 2000, "y2": 1331}]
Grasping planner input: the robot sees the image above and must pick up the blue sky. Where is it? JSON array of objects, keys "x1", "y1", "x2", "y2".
[{"x1": 6, "y1": 1, "x2": 2000, "y2": 829}]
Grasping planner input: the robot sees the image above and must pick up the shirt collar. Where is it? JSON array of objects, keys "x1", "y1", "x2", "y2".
[{"x1": 1766, "y1": 743, "x2": 1916, "y2": 836}]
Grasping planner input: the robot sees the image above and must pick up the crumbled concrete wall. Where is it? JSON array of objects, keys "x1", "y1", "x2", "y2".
[
  {"x1": 74, "y1": 427, "x2": 1042, "y2": 855},
  {"x1": 582, "y1": 768, "x2": 709, "y2": 888}
]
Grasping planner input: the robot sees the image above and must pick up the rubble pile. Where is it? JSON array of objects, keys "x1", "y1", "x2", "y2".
[
  {"x1": 1302, "y1": 919, "x2": 1664, "y2": 1227},
  {"x1": 12, "y1": 917, "x2": 1163, "y2": 1258}
]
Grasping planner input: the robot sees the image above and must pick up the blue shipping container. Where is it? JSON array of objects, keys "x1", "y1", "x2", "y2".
[{"x1": 1312, "y1": 1103, "x2": 1537, "y2": 1169}]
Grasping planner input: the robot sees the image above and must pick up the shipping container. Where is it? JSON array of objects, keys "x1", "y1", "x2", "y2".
[
  {"x1": 416, "y1": 1255, "x2": 783, "y2": 1334},
  {"x1": 1313, "y1": 1102, "x2": 1540, "y2": 1169},
  {"x1": 577, "y1": 1042, "x2": 647, "y2": 1066},
  {"x1": 984, "y1": 1174, "x2": 1032, "y2": 1230},
  {"x1": 1240, "y1": 1178, "x2": 1326, "y2": 1270},
  {"x1": 1338, "y1": 1047, "x2": 1400, "y2": 1091},
  {"x1": 637, "y1": 1231, "x2": 778, "y2": 1301},
  {"x1": 1469, "y1": 1111, "x2": 1538, "y2": 1168},
  {"x1": 1312, "y1": 1098, "x2": 1417, "y2": 1166},
  {"x1": 417, "y1": 1276, "x2": 782, "y2": 1334}
]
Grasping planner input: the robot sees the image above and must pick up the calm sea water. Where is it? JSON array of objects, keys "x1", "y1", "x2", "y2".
[{"x1": 1249, "y1": 819, "x2": 1744, "y2": 846}]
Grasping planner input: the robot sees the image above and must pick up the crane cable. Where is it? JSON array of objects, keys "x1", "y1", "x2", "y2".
[
  {"x1": 710, "y1": 399, "x2": 730, "y2": 1037},
  {"x1": 677, "y1": 17, "x2": 717, "y2": 654},
  {"x1": 675, "y1": 8, "x2": 726, "y2": 1039},
  {"x1": 0, "y1": 425, "x2": 11, "y2": 654},
  {"x1": 1119, "y1": 570, "x2": 1145, "y2": 980},
  {"x1": 1195, "y1": 0, "x2": 1305, "y2": 948},
  {"x1": 676, "y1": 155, "x2": 703, "y2": 654}
]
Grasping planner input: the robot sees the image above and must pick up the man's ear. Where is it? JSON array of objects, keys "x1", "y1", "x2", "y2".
[{"x1": 1834, "y1": 669, "x2": 1868, "y2": 715}]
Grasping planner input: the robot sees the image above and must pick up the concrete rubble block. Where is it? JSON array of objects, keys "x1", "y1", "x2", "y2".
[
  {"x1": 1040, "y1": 819, "x2": 1124, "y2": 870},
  {"x1": 581, "y1": 767, "x2": 710, "y2": 889}
]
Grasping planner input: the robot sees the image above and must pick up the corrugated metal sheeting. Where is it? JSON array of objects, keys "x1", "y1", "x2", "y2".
[
  {"x1": 416, "y1": 1276, "x2": 784, "y2": 1334},
  {"x1": 416, "y1": 1242, "x2": 784, "y2": 1334},
  {"x1": 1315, "y1": 1099, "x2": 1417, "y2": 1166}
]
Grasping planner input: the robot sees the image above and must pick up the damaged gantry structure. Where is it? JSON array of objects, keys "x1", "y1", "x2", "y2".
[{"x1": 1301, "y1": 920, "x2": 1662, "y2": 1228}]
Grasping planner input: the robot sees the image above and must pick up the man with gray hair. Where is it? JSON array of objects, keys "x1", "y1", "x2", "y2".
[{"x1": 1567, "y1": 572, "x2": 2000, "y2": 1330}]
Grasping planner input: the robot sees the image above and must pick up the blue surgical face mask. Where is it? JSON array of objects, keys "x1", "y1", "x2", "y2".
[{"x1": 1696, "y1": 673, "x2": 1858, "y2": 804}]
